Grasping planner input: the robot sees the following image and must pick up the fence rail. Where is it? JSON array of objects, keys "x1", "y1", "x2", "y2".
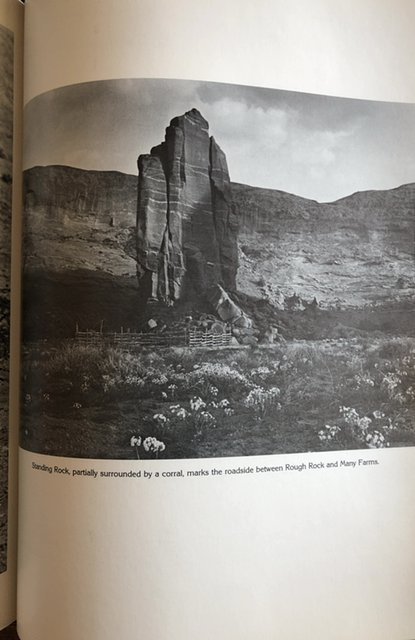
[
  {"x1": 75, "y1": 326, "x2": 234, "y2": 349},
  {"x1": 188, "y1": 329, "x2": 233, "y2": 348}
]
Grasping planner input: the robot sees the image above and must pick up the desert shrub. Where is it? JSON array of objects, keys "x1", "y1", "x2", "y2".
[
  {"x1": 23, "y1": 342, "x2": 152, "y2": 403},
  {"x1": 161, "y1": 347, "x2": 200, "y2": 370},
  {"x1": 368, "y1": 338, "x2": 415, "y2": 363},
  {"x1": 186, "y1": 361, "x2": 253, "y2": 396}
]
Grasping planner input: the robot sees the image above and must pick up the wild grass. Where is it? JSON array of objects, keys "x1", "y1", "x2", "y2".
[{"x1": 21, "y1": 336, "x2": 415, "y2": 459}]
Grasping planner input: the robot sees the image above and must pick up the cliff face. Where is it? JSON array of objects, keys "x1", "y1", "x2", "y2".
[
  {"x1": 233, "y1": 182, "x2": 415, "y2": 308},
  {"x1": 23, "y1": 166, "x2": 139, "y2": 338},
  {"x1": 24, "y1": 165, "x2": 136, "y2": 228},
  {"x1": 136, "y1": 109, "x2": 238, "y2": 304}
]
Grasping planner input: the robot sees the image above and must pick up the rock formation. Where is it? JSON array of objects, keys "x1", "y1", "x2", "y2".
[{"x1": 136, "y1": 108, "x2": 238, "y2": 305}]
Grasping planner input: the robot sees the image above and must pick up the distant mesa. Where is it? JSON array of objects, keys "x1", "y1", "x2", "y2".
[{"x1": 136, "y1": 108, "x2": 238, "y2": 305}]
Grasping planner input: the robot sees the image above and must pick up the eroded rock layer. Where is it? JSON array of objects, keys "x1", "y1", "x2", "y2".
[{"x1": 137, "y1": 109, "x2": 238, "y2": 304}]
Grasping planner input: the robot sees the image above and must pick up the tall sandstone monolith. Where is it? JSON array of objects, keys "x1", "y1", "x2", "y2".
[{"x1": 136, "y1": 108, "x2": 238, "y2": 304}]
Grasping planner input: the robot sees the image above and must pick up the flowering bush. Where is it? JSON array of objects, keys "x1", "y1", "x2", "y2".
[
  {"x1": 169, "y1": 405, "x2": 189, "y2": 420},
  {"x1": 130, "y1": 434, "x2": 166, "y2": 458},
  {"x1": 244, "y1": 386, "x2": 281, "y2": 419},
  {"x1": 318, "y1": 424, "x2": 341, "y2": 443},
  {"x1": 187, "y1": 362, "x2": 252, "y2": 392},
  {"x1": 143, "y1": 437, "x2": 166, "y2": 455},
  {"x1": 353, "y1": 373, "x2": 375, "y2": 388},
  {"x1": 153, "y1": 413, "x2": 169, "y2": 424},
  {"x1": 365, "y1": 430, "x2": 387, "y2": 449},
  {"x1": 190, "y1": 396, "x2": 206, "y2": 412},
  {"x1": 381, "y1": 372, "x2": 400, "y2": 397},
  {"x1": 167, "y1": 383, "x2": 178, "y2": 399},
  {"x1": 318, "y1": 405, "x2": 392, "y2": 449}
]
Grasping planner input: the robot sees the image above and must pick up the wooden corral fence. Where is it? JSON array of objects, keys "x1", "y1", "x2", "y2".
[
  {"x1": 74, "y1": 325, "x2": 234, "y2": 349},
  {"x1": 74, "y1": 329, "x2": 104, "y2": 346},
  {"x1": 188, "y1": 327, "x2": 233, "y2": 348}
]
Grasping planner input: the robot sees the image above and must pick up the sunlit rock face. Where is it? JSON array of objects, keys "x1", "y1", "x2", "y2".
[
  {"x1": 232, "y1": 181, "x2": 415, "y2": 309},
  {"x1": 136, "y1": 108, "x2": 238, "y2": 304}
]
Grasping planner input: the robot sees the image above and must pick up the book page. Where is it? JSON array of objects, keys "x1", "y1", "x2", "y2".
[
  {"x1": 19, "y1": 1, "x2": 415, "y2": 639},
  {"x1": 0, "y1": 0, "x2": 23, "y2": 631}
]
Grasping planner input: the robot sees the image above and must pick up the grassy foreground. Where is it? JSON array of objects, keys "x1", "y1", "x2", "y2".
[{"x1": 21, "y1": 337, "x2": 415, "y2": 459}]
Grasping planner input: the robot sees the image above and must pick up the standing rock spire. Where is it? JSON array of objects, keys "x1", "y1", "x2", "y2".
[{"x1": 136, "y1": 108, "x2": 238, "y2": 304}]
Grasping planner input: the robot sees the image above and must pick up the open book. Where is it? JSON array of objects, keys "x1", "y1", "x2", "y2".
[{"x1": 1, "y1": 0, "x2": 415, "y2": 638}]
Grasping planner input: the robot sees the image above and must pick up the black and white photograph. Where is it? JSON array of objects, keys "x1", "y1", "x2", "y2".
[
  {"x1": 21, "y1": 78, "x2": 415, "y2": 460},
  {"x1": 0, "y1": 23, "x2": 13, "y2": 573}
]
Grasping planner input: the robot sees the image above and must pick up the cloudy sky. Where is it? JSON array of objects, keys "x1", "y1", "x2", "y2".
[{"x1": 24, "y1": 78, "x2": 415, "y2": 202}]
